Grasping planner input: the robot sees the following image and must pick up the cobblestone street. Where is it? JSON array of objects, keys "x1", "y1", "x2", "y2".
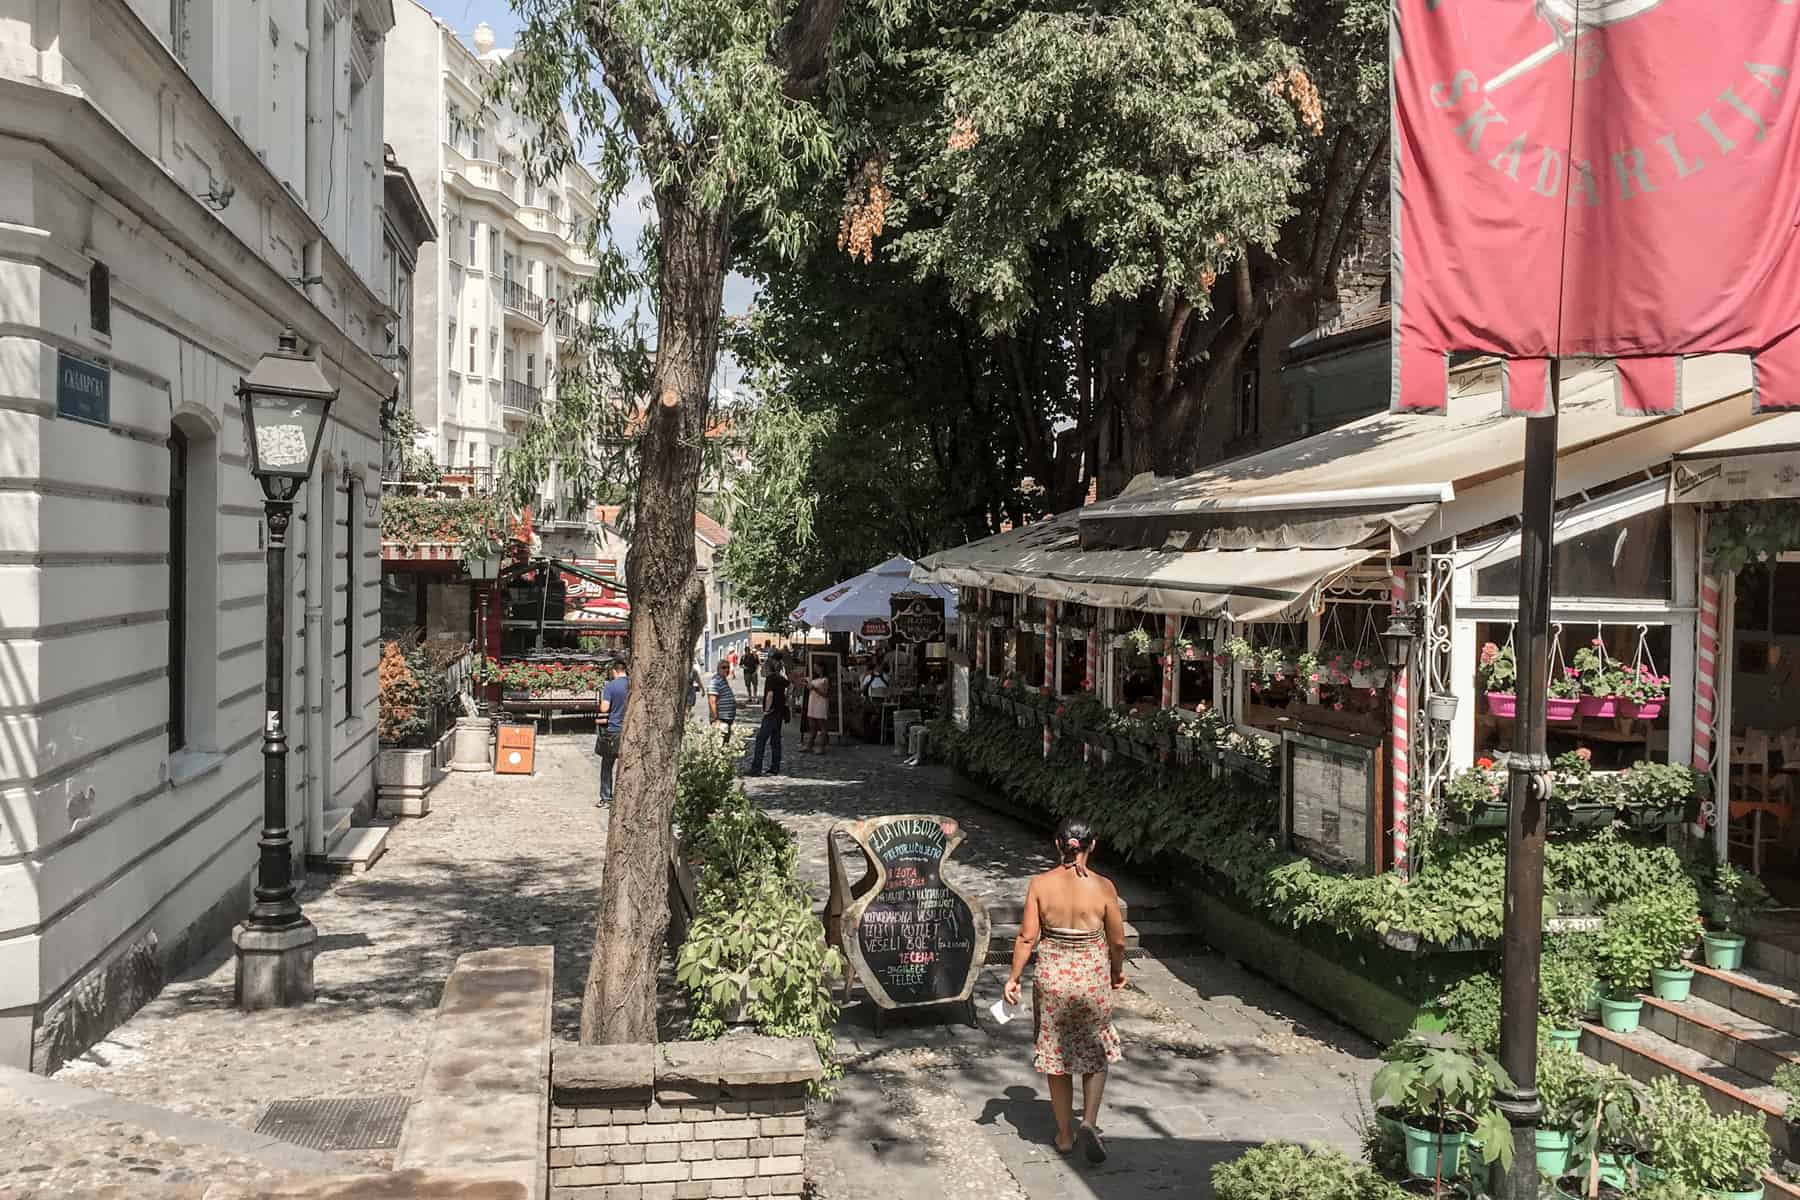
[{"x1": 3, "y1": 714, "x2": 1378, "y2": 1199}]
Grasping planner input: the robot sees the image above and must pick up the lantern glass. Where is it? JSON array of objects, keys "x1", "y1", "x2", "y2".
[
  {"x1": 1379, "y1": 611, "x2": 1417, "y2": 671},
  {"x1": 245, "y1": 391, "x2": 331, "y2": 478},
  {"x1": 467, "y1": 553, "x2": 502, "y2": 582}
]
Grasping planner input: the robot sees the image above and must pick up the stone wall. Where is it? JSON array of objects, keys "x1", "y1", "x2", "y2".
[{"x1": 549, "y1": 1038, "x2": 822, "y2": 1200}]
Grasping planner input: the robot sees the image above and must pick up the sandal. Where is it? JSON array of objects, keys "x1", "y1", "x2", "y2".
[{"x1": 1078, "y1": 1125, "x2": 1107, "y2": 1164}]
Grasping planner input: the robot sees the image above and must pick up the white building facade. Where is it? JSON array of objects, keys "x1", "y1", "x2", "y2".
[
  {"x1": 0, "y1": 0, "x2": 403, "y2": 1070},
  {"x1": 383, "y1": 4, "x2": 603, "y2": 483}
]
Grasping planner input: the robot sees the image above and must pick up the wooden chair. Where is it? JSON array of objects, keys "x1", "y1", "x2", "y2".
[{"x1": 1729, "y1": 730, "x2": 1788, "y2": 875}]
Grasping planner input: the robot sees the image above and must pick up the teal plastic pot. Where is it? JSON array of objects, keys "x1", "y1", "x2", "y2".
[
  {"x1": 1705, "y1": 1185, "x2": 1764, "y2": 1200},
  {"x1": 1634, "y1": 1152, "x2": 1666, "y2": 1183},
  {"x1": 1704, "y1": 931, "x2": 1748, "y2": 971},
  {"x1": 1375, "y1": 1107, "x2": 1405, "y2": 1144},
  {"x1": 1547, "y1": 1026, "x2": 1581, "y2": 1053},
  {"x1": 1584, "y1": 982, "x2": 1605, "y2": 1018},
  {"x1": 1599, "y1": 993, "x2": 1644, "y2": 1033},
  {"x1": 1402, "y1": 1121, "x2": 1467, "y2": 1180},
  {"x1": 1651, "y1": 965, "x2": 1695, "y2": 1002},
  {"x1": 1536, "y1": 1127, "x2": 1575, "y2": 1178}
]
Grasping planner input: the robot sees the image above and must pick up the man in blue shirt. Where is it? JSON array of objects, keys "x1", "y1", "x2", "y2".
[
  {"x1": 594, "y1": 660, "x2": 628, "y2": 807},
  {"x1": 707, "y1": 660, "x2": 738, "y2": 739}
]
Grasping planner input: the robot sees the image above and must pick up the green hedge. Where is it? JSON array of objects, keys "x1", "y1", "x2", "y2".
[{"x1": 942, "y1": 714, "x2": 1693, "y2": 949}]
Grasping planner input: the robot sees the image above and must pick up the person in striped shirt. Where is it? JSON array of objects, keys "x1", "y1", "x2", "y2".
[{"x1": 707, "y1": 660, "x2": 738, "y2": 739}]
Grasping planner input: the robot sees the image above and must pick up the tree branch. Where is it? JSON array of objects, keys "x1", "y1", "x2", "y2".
[
  {"x1": 776, "y1": 0, "x2": 847, "y2": 99},
  {"x1": 585, "y1": 1, "x2": 680, "y2": 169},
  {"x1": 1306, "y1": 127, "x2": 1353, "y2": 289},
  {"x1": 1323, "y1": 131, "x2": 1388, "y2": 301}
]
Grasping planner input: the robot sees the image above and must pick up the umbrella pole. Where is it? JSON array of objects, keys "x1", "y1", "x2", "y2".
[{"x1": 1492, "y1": 368, "x2": 1558, "y2": 1200}]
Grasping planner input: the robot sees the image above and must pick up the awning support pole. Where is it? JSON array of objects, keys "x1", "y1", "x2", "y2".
[{"x1": 1493, "y1": 369, "x2": 1557, "y2": 1199}]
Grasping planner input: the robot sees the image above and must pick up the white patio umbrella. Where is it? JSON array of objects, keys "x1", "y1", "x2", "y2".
[{"x1": 788, "y1": 556, "x2": 958, "y2": 634}]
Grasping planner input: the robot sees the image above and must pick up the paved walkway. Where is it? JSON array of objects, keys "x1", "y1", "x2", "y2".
[
  {"x1": 7, "y1": 705, "x2": 1378, "y2": 1199},
  {"x1": 14, "y1": 736, "x2": 608, "y2": 1197},
  {"x1": 741, "y1": 727, "x2": 1379, "y2": 1200}
]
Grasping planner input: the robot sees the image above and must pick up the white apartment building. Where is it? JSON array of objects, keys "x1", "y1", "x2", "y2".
[
  {"x1": 383, "y1": 5, "x2": 603, "y2": 486},
  {"x1": 0, "y1": 1, "x2": 411, "y2": 1070}
]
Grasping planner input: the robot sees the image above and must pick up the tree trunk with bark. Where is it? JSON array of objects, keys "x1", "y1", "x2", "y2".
[{"x1": 580, "y1": 196, "x2": 731, "y2": 1045}]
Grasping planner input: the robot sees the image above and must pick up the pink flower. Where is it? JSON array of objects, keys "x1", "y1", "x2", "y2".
[
  {"x1": 1480, "y1": 642, "x2": 1500, "y2": 666},
  {"x1": 1576, "y1": 747, "x2": 1592, "y2": 762},
  {"x1": 1489, "y1": 784, "x2": 1501, "y2": 797},
  {"x1": 1332, "y1": 702, "x2": 1345, "y2": 711}
]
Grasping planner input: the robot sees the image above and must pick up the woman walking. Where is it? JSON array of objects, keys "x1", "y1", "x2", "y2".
[{"x1": 1002, "y1": 818, "x2": 1126, "y2": 1162}]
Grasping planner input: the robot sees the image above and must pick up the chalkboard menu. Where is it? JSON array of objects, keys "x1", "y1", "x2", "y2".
[
  {"x1": 838, "y1": 814, "x2": 991, "y2": 1010},
  {"x1": 1280, "y1": 729, "x2": 1382, "y2": 874}
]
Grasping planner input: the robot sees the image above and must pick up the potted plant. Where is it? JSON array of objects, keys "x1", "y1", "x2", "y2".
[
  {"x1": 1541, "y1": 948, "x2": 1598, "y2": 1051},
  {"x1": 1702, "y1": 864, "x2": 1768, "y2": 971},
  {"x1": 1573, "y1": 640, "x2": 1627, "y2": 718},
  {"x1": 1371, "y1": 1031, "x2": 1514, "y2": 1185},
  {"x1": 1638, "y1": 1075, "x2": 1770, "y2": 1200},
  {"x1": 1537, "y1": 1044, "x2": 1588, "y2": 1180},
  {"x1": 1480, "y1": 641, "x2": 1518, "y2": 717},
  {"x1": 1617, "y1": 761, "x2": 1705, "y2": 830},
  {"x1": 1617, "y1": 662, "x2": 1671, "y2": 722},
  {"x1": 1773, "y1": 1062, "x2": 1800, "y2": 1144},
  {"x1": 1426, "y1": 693, "x2": 1459, "y2": 723},
  {"x1": 1630, "y1": 882, "x2": 1702, "y2": 1003},
  {"x1": 1593, "y1": 897, "x2": 1670, "y2": 1032},
  {"x1": 1548, "y1": 669, "x2": 1582, "y2": 722},
  {"x1": 1563, "y1": 1064, "x2": 1644, "y2": 1197},
  {"x1": 1442, "y1": 759, "x2": 1509, "y2": 828}
]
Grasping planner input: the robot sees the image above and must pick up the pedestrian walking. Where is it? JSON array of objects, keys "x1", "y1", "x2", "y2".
[
  {"x1": 593, "y1": 660, "x2": 629, "y2": 807},
  {"x1": 748, "y1": 663, "x2": 788, "y2": 775},
  {"x1": 1002, "y1": 817, "x2": 1126, "y2": 1163},
  {"x1": 742, "y1": 646, "x2": 761, "y2": 702},
  {"x1": 802, "y1": 662, "x2": 831, "y2": 754},
  {"x1": 707, "y1": 660, "x2": 738, "y2": 740}
]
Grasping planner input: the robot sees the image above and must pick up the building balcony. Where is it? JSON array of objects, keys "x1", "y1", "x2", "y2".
[
  {"x1": 504, "y1": 378, "x2": 541, "y2": 418},
  {"x1": 502, "y1": 278, "x2": 546, "y2": 328},
  {"x1": 556, "y1": 309, "x2": 579, "y2": 341}
]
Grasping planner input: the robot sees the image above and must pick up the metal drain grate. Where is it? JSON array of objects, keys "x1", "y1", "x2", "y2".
[{"x1": 254, "y1": 1094, "x2": 411, "y2": 1151}]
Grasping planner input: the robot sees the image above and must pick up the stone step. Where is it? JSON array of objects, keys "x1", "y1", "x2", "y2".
[
  {"x1": 1580, "y1": 1016, "x2": 1793, "y2": 1160},
  {"x1": 1640, "y1": 991, "x2": 1800, "y2": 1088},
  {"x1": 312, "y1": 823, "x2": 390, "y2": 875},
  {"x1": 1749, "y1": 930, "x2": 1800, "y2": 983},
  {"x1": 1691, "y1": 961, "x2": 1800, "y2": 1040}
]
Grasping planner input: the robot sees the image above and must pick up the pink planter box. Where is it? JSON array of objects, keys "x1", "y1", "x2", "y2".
[
  {"x1": 1546, "y1": 697, "x2": 1579, "y2": 723},
  {"x1": 1486, "y1": 692, "x2": 1517, "y2": 718},
  {"x1": 1577, "y1": 696, "x2": 1619, "y2": 718}
]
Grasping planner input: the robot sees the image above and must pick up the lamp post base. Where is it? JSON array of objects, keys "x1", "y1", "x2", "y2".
[{"x1": 233, "y1": 919, "x2": 318, "y2": 1010}]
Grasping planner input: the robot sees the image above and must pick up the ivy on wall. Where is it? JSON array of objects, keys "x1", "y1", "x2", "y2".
[{"x1": 1705, "y1": 500, "x2": 1800, "y2": 573}]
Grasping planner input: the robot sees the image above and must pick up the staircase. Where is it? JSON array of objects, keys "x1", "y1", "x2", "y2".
[{"x1": 1580, "y1": 926, "x2": 1800, "y2": 1198}]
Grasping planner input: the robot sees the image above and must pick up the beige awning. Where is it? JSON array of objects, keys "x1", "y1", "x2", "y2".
[
  {"x1": 1669, "y1": 412, "x2": 1800, "y2": 503},
  {"x1": 914, "y1": 509, "x2": 1382, "y2": 622}
]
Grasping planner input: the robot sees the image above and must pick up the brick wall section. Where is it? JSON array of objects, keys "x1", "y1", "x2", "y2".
[{"x1": 549, "y1": 1036, "x2": 823, "y2": 1200}]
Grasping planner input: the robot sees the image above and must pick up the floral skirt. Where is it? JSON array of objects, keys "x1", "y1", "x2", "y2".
[{"x1": 1032, "y1": 927, "x2": 1123, "y2": 1076}]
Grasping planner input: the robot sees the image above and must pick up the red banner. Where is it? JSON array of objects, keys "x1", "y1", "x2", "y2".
[{"x1": 1394, "y1": 0, "x2": 1800, "y2": 414}]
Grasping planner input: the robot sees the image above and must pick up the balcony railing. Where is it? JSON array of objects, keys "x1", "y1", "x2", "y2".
[
  {"x1": 504, "y1": 379, "x2": 542, "y2": 414},
  {"x1": 556, "y1": 310, "x2": 578, "y2": 339},
  {"x1": 502, "y1": 278, "x2": 545, "y2": 323}
]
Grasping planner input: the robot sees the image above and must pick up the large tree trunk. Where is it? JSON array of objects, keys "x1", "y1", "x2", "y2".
[{"x1": 581, "y1": 196, "x2": 731, "y2": 1045}]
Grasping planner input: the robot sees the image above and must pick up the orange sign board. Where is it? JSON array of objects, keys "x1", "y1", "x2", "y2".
[{"x1": 495, "y1": 723, "x2": 537, "y2": 774}]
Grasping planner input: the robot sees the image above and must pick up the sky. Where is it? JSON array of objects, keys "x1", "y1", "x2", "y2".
[{"x1": 424, "y1": 0, "x2": 754, "y2": 397}]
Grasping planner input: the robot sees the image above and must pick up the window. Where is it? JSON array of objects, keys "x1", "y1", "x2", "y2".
[
  {"x1": 490, "y1": 229, "x2": 501, "y2": 271},
  {"x1": 89, "y1": 260, "x2": 111, "y2": 336},
  {"x1": 447, "y1": 439, "x2": 458, "y2": 466},
  {"x1": 168, "y1": 0, "x2": 190, "y2": 64},
  {"x1": 168, "y1": 427, "x2": 188, "y2": 750},
  {"x1": 344, "y1": 477, "x2": 357, "y2": 721},
  {"x1": 503, "y1": 348, "x2": 514, "y2": 383},
  {"x1": 503, "y1": 251, "x2": 516, "y2": 284},
  {"x1": 467, "y1": 220, "x2": 478, "y2": 268},
  {"x1": 489, "y1": 331, "x2": 499, "y2": 377},
  {"x1": 1235, "y1": 336, "x2": 1262, "y2": 439},
  {"x1": 526, "y1": 353, "x2": 535, "y2": 386},
  {"x1": 448, "y1": 103, "x2": 464, "y2": 147},
  {"x1": 1476, "y1": 507, "x2": 1673, "y2": 600},
  {"x1": 468, "y1": 325, "x2": 478, "y2": 374},
  {"x1": 447, "y1": 319, "x2": 457, "y2": 368}
]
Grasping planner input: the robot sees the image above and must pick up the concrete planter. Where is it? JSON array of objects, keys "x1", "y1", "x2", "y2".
[
  {"x1": 448, "y1": 716, "x2": 492, "y2": 772},
  {"x1": 377, "y1": 737, "x2": 445, "y2": 818}
]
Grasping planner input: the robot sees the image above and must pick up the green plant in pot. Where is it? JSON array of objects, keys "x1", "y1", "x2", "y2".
[
  {"x1": 1618, "y1": 880, "x2": 1702, "y2": 1004},
  {"x1": 1592, "y1": 897, "x2": 1666, "y2": 1033},
  {"x1": 1635, "y1": 1075, "x2": 1770, "y2": 1199},
  {"x1": 1702, "y1": 864, "x2": 1769, "y2": 971},
  {"x1": 1541, "y1": 945, "x2": 1599, "y2": 1049},
  {"x1": 1371, "y1": 1031, "x2": 1514, "y2": 1185},
  {"x1": 1536, "y1": 1044, "x2": 1588, "y2": 1180},
  {"x1": 1563, "y1": 1064, "x2": 1643, "y2": 1197},
  {"x1": 1773, "y1": 1062, "x2": 1800, "y2": 1141}
]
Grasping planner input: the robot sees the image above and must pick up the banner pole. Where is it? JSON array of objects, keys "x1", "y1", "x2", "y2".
[{"x1": 1493, "y1": 365, "x2": 1558, "y2": 1200}]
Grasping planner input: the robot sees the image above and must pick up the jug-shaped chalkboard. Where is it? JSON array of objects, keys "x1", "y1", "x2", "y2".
[{"x1": 838, "y1": 814, "x2": 991, "y2": 1010}]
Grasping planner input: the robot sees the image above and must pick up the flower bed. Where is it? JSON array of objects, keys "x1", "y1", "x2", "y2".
[{"x1": 1441, "y1": 751, "x2": 1705, "y2": 833}]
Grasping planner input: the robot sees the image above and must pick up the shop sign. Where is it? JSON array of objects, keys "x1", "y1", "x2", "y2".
[
  {"x1": 56, "y1": 352, "x2": 110, "y2": 427},
  {"x1": 889, "y1": 595, "x2": 946, "y2": 644},
  {"x1": 860, "y1": 618, "x2": 891, "y2": 639}
]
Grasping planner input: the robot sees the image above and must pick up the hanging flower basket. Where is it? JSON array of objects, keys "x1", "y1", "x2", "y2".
[
  {"x1": 1546, "y1": 696, "x2": 1579, "y2": 723},
  {"x1": 1486, "y1": 692, "x2": 1518, "y2": 718},
  {"x1": 1577, "y1": 695, "x2": 1619, "y2": 718},
  {"x1": 1626, "y1": 699, "x2": 1664, "y2": 721}
]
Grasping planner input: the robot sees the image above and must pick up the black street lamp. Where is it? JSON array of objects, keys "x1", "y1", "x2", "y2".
[
  {"x1": 467, "y1": 552, "x2": 502, "y2": 703},
  {"x1": 233, "y1": 329, "x2": 336, "y2": 1010},
  {"x1": 1379, "y1": 604, "x2": 1425, "y2": 673}
]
